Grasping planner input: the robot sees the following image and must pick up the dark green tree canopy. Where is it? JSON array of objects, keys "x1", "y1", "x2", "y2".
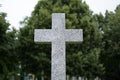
[
  {"x1": 1, "y1": 1, "x2": 120, "y2": 80},
  {"x1": 18, "y1": 0, "x2": 104, "y2": 79},
  {"x1": 99, "y1": 5, "x2": 120, "y2": 80},
  {"x1": 0, "y1": 12, "x2": 17, "y2": 79}
]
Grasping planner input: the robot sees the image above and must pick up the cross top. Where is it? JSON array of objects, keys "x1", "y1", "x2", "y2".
[
  {"x1": 34, "y1": 13, "x2": 83, "y2": 43},
  {"x1": 34, "y1": 13, "x2": 83, "y2": 80}
]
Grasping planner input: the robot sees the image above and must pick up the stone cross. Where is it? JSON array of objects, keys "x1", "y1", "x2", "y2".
[{"x1": 34, "y1": 13, "x2": 83, "y2": 80}]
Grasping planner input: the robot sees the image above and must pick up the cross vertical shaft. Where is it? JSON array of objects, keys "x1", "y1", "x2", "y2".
[
  {"x1": 52, "y1": 42, "x2": 66, "y2": 80},
  {"x1": 52, "y1": 13, "x2": 66, "y2": 80}
]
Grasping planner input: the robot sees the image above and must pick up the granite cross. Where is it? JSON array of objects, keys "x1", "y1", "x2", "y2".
[{"x1": 34, "y1": 13, "x2": 83, "y2": 80}]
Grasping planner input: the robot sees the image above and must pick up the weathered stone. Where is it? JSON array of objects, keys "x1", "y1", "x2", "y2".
[{"x1": 34, "y1": 13, "x2": 83, "y2": 80}]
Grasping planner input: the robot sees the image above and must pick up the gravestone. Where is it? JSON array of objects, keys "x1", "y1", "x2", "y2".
[
  {"x1": 72, "y1": 76, "x2": 77, "y2": 80},
  {"x1": 78, "y1": 77, "x2": 82, "y2": 80},
  {"x1": 34, "y1": 13, "x2": 83, "y2": 80}
]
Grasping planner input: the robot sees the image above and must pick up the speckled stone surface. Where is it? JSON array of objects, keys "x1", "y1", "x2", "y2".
[{"x1": 34, "y1": 13, "x2": 83, "y2": 80}]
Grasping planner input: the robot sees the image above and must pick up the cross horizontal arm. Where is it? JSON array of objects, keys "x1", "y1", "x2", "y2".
[
  {"x1": 34, "y1": 29, "x2": 53, "y2": 42},
  {"x1": 65, "y1": 29, "x2": 83, "y2": 42}
]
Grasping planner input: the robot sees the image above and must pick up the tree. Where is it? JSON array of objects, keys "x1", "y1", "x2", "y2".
[
  {"x1": 0, "y1": 12, "x2": 18, "y2": 79},
  {"x1": 99, "y1": 5, "x2": 120, "y2": 80},
  {"x1": 18, "y1": 18, "x2": 51, "y2": 80},
  {"x1": 18, "y1": 0, "x2": 104, "y2": 79}
]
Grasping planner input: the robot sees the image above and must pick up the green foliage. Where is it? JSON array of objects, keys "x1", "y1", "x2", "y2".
[
  {"x1": 0, "y1": 0, "x2": 120, "y2": 79},
  {"x1": 18, "y1": 24, "x2": 51, "y2": 79},
  {"x1": 0, "y1": 13, "x2": 9, "y2": 45},
  {"x1": 18, "y1": 0, "x2": 104, "y2": 79},
  {"x1": 98, "y1": 5, "x2": 120, "y2": 80},
  {"x1": 0, "y1": 13, "x2": 18, "y2": 79}
]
